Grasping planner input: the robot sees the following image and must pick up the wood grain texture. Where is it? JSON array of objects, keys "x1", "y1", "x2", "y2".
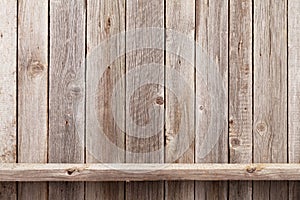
[
  {"x1": 165, "y1": 0, "x2": 195, "y2": 199},
  {"x1": 0, "y1": 0, "x2": 17, "y2": 199},
  {"x1": 229, "y1": 0, "x2": 253, "y2": 199},
  {"x1": 253, "y1": 0, "x2": 288, "y2": 199},
  {"x1": 86, "y1": 0, "x2": 125, "y2": 199},
  {"x1": 49, "y1": 0, "x2": 85, "y2": 199},
  {"x1": 125, "y1": 0, "x2": 164, "y2": 199},
  {"x1": 195, "y1": 0, "x2": 229, "y2": 199},
  {"x1": 18, "y1": 0, "x2": 48, "y2": 199},
  {"x1": 0, "y1": 1, "x2": 297, "y2": 199},
  {"x1": 1, "y1": 163, "x2": 300, "y2": 181},
  {"x1": 288, "y1": 0, "x2": 300, "y2": 199}
]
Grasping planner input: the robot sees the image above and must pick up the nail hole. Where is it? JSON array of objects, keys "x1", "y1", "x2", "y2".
[{"x1": 107, "y1": 18, "x2": 111, "y2": 27}]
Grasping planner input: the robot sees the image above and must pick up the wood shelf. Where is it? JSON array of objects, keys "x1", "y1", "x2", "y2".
[{"x1": 0, "y1": 163, "x2": 298, "y2": 181}]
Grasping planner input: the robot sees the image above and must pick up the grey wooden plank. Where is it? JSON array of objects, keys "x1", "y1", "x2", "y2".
[
  {"x1": 288, "y1": 0, "x2": 300, "y2": 199},
  {"x1": 17, "y1": 0, "x2": 48, "y2": 199},
  {"x1": 0, "y1": 0, "x2": 17, "y2": 199},
  {"x1": 253, "y1": 0, "x2": 288, "y2": 199},
  {"x1": 165, "y1": 0, "x2": 195, "y2": 199},
  {"x1": 2, "y1": 163, "x2": 300, "y2": 181},
  {"x1": 229, "y1": 0, "x2": 253, "y2": 199},
  {"x1": 18, "y1": 184, "x2": 47, "y2": 200},
  {"x1": 49, "y1": 0, "x2": 86, "y2": 199},
  {"x1": 125, "y1": 0, "x2": 164, "y2": 199},
  {"x1": 195, "y1": 0, "x2": 229, "y2": 199},
  {"x1": 86, "y1": 0, "x2": 125, "y2": 199},
  {"x1": 0, "y1": 183, "x2": 16, "y2": 200}
]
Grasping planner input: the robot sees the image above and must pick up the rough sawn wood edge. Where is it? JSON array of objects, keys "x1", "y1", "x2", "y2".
[{"x1": 0, "y1": 163, "x2": 299, "y2": 181}]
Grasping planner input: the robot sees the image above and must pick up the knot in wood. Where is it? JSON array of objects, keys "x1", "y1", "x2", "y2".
[
  {"x1": 28, "y1": 61, "x2": 45, "y2": 78},
  {"x1": 66, "y1": 168, "x2": 77, "y2": 175},
  {"x1": 156, "y1": 96, "x2": 164, "y2": 105},
  {"x1": 246, "y1": 166, "x2": 256, "y2": 173},
  {"x1": 256, "y1": 122, "x2": 267, "y2": 134},
  {"x1": 68, "y1": 85, "x2": 82, "y2": 100},
  {"x1": 66, "y1": 167, "x2": 83, "y2": 175},
  {"x1": 231, "y1": 138, "x2": 240, "y2": 147}
]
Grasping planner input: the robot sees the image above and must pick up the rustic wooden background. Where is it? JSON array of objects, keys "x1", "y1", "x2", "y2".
[{"x1": 0, "y1": 0, "x2": 299, "y2": 199}]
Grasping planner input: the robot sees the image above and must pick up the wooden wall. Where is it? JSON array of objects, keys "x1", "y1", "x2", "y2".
[{"x1": 0, "y1": 0, "x2": 299, "y2": 199}]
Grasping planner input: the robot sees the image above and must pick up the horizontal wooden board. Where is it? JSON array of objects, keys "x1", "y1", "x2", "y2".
[{"x1": 0, "y1": 164, "x2": 300, "y2": 181}]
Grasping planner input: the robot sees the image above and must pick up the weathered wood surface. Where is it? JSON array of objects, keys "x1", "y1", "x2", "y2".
[
  {"x1": 288, "y1": 0, "x2": 300, "y2": 199},
  {"x1": 0, "y1": 0, "x2": 17, "y2": 199},
  {"x1": 0, "y1": 0, "x2": 299, "y2": 199},
  {"x1": 86, "y1": 0, "x2": 125, "y2": 199},
  {"x1": 195, "y1": 0, "x2": 228, "y2": 199},
  {"x1": 165, "y1": 0, "x2": 195, "y2": 199},
  {"x1": 18, "y1": 0, "x2": 48, "y2": 199},
  {"x1": 229, "y1": 0, "x2": 253, "y2": 199},
  {"x1": 253, "y1": 0, "x2": 288, "y2": 199},
  {"x1": 49, "y1": 0, "x2": 86, "y2": 199},
  {"x1": 1, "y1": 164, "x2": 300, "y2": 181},
  {"x1": 125, "y1": 0, "x2": 164, "y2": 199}
]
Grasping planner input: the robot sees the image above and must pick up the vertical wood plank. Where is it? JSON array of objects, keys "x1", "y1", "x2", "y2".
[
  {"x1": 86, "y1": 0, "x2": 125, "y2": 199},
  {"x1": 165, "y1": 0, "x2": 195, "y2": 199},
  {"x1": 18, "y1": 0, "x2": 48, "y2": 199},
  {"x1": 288, "y1": 0, "x2": 300, "y2": 199},
  {"x1": 0, "y1": 0, "x2": 17, "y2": 199},
  {"x1": 195, "y1": 0, "x2": 229, "y2": 199},
  {"x1": 49, "y1": 0, "x2": 85, "y2": 199},
  {"x1": 126, "y1": 0, "x2": 164, "y2": 199},
  {"x1": 229, "y1": 0, "x2": 252, "y2": 199},
  {"x1": 253, "y1": 0, "x2": 288, "y2": 199}
]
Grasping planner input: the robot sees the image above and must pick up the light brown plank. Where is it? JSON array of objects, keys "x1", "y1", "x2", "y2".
[
  {"x1": 125, "y1": 0, "x2": 165, "y2": 199},
  {"x1": 288, "y1": 0, "x2": 300, "y2": 199},
  {"x1": 253, "y1": 0, "x2": 288, "y2": 199},
  {"x1": 195, "y1": 0, "x2": 229, "y2": 199},
  {"x1": 0, "y1": 0, "x2": 17, "y2": 199},
  {"x1": 1, "y1": 163, "x2": 300, "y2": 181},
  {"x1": 49, "y1": 0, "x2": 86, "y2": 199},
  {"x1": 165, "y1": 0, "x2": 195, "y2": 199},
  {"x1": 17, "y1": 0, "x2": 48, "y2": 199},
  {"x1": 229, "y1": 0, "x2": 253, "y2": 199},
  {"x1": 86, "y1": 0, "x2": 125, "y2": 199}
]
